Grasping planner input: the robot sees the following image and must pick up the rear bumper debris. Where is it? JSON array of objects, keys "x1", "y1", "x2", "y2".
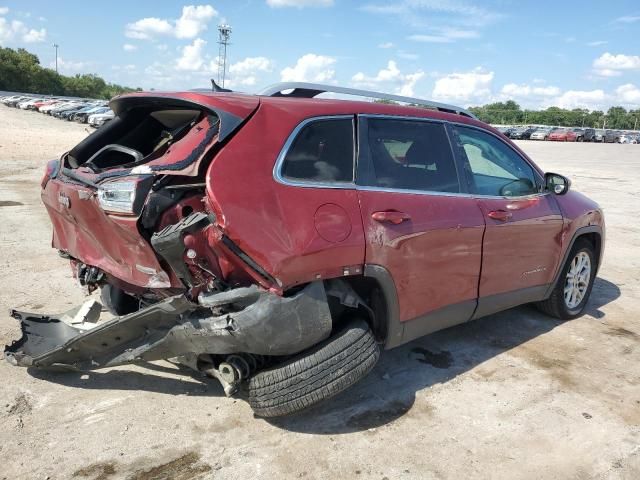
[{"x1": 4, "y1": 281, "x2": 332, "y2": 371}]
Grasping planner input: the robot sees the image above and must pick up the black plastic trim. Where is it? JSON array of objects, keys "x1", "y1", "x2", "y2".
[
  {"x1": 472, "y1": 285, "x2": 549, "y2": 320},
  {"x1": 363, "y1": 264, "x2": 403, "y2": 349}
]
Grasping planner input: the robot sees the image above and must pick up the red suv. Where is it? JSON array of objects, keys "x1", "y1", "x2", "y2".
[{"x1": 5, "y1": 83, "x2": 605, "y2": 417}]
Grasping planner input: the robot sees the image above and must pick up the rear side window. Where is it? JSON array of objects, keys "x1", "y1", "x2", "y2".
[
  {"x1": 454, "y1": 126, "x2": 538, "y2": 197},
  {"x1": 281, "y1": 118, "x2": 354, "y2": 183},
  {"x1": 362, "y1": 119, "x2": 460, "y2": 193}
]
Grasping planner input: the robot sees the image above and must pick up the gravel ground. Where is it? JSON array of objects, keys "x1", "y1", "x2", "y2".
[{"x1": 0, "y1": 106, "x2": 639, "y2": 480}]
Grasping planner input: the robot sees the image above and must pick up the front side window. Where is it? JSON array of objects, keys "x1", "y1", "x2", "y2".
[
  {"x1": 454, "y1": 126, "x2": 538, "y2": 197},
  {"x1": 362, "y1": 119, "x2": 460, "y2": 193},
  {"x1": 281, "y1": 118, "x2": 354, "y2": 183}
]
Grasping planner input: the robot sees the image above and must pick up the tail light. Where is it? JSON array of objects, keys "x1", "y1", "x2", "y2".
[
  {"x1": 97, "y1": 180, "x2": 138, "y2": 214},
  {"x1": 97, "y1": 177, "x2": 153, "y2": 215},
  {"x1": 41, "y1": 159, "x2": 60, "y2": 189}
]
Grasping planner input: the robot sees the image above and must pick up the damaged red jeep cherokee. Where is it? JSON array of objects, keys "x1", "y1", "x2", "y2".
[{"x1": 5, "y1": 82, "x2": 604, "y2": 417}]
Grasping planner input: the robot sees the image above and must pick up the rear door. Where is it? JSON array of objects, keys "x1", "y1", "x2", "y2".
[
  {"x1": 450, "y1": 124, "x2": 563, "y2": 317},
  {"x1": 356, "y1": 116, "x2": 485, "y2": 339}
]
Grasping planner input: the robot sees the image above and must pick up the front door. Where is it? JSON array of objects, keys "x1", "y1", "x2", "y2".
[
  {"x1": 356, "y1": 116, "x2": 485, "y2": 340},
  {"x1": 450, "y1": 125, "x2": 564, "y2": 317}
]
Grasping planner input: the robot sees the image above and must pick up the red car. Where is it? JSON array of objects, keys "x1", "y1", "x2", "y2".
[
  {"x1": 548, "y1": 128, "x2": 569, "y2": 141},
  {"x1": 5, "y1": 83, "x2": 605, "y2": 417},
  {"x1": 29, "y1": 99, "x2": 60, "y2": 110}
]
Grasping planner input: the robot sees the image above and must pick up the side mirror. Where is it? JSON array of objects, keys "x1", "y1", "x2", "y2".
[{"x1": 545, "y1": 172, "x2": 571, "y2": 195}]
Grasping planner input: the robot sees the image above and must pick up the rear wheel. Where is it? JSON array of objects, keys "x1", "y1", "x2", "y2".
[
  {"x1": 248, "y1": 318, "x2": 380, "y2": 417},
  {"x1": 100, "y1": 284, "x2": 139, "y2": 316},
  {"x1": 536, "y1": 239, "x2": 596, "y2": 319}
]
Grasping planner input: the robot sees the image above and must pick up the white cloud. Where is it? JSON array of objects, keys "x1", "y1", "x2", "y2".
[
  {"x1": 176, "y1": 38, "x2": 207, "y2": 71},
  {"x1": 281, "y1": 54, "x2": 336, "y2": 82},
  {"x1": 267, "y1": 0, "x2": 334, "y2": 7},
  {"x1": 586, "y1": 40, "x2": 607, "y2": 47},
  {"x1": 552, "y1": 89, "x2": 606, "y2": 109},
  {"x1": 352, "y1": 60, "x2": 425, "y2": 96},
  {"x1": 228, "y1": 56, "x2": 273, "y2": 86},
  {"x1": 126, "y1": 17, "x2": 172, "y2": 39},
  {"x1": 615, "y1": 15, "x2": 640, "y2": 23},
  {"x1": 500, "y1": 83, "x2": 561, "y2": 98},
  {"x1": 432, "y1": 68, "x2": 494, "y2": 104},
  {"x1": 363, "y1": 0, "x2": 502, "y2": 33},
  {"x1": 51, "y1": 57, "x2": 92, "y2": 74},
  {"x1": 594, "y1": 69, "x2": 622, "y2": 77},
  {"x1": 378, "y1": 42, "x2": 394, "y2": 49},
  {"x1": 397, "y1": 51, "x2": 419, "y2": 60},
  {"x1": 123, "y1": 43, "x2": 137, "y2": 52},
  {"x1": 126, "y1": 5, "x2": 217, "y2": 40},
  {"x1": 593, "y1": 52, "x2": 640, "y2": 77},
  {"x1": 0, "y1": 17, "x2": 46, "y2": 44},
  {"x1": 409, "y1": 28, "x2": 479, "y2": 43},
  {"x1": 0, "y1": 7, "x2": 8, "y2": 15},
  {"x1": 615, "y1": 84, "x2": 640, "y2": 106},
  {"x1": 175, "y1": 5, "x2": 217, "y2": 38},
  {"x1": 21, "y1": 26, "x2": 45, "y2": 42}
]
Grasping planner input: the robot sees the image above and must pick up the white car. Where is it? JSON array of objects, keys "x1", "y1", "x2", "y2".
[
  {"x1": 530, "y1": 128, "x2": 551, "y2": 140},
  {"x1": 88, "y1": 110, "x2": 114, "y2": 127},
  {"x1": 46, "y1": 101, "x2": 82, "y2": 115},
  {"x1": 617, "y1": 134, "x2": 632, "y2": 144},
  {"x1": 1, "y1": 95, "x2": 26, "y2": 104},
  {"x1": 18, "y1": 98, "x2": 45, "y2": 109}
]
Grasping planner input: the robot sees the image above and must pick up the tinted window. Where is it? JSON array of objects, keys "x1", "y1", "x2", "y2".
[
  {"x1": 455, "y1": 126, "x2": 538, "y2": 197},
  {"x1": 281, "y1": 118, "x2": 354, "y2": 183},
  {"x1": 363, "y1": 119, "x2": 460, "y2": 193}
]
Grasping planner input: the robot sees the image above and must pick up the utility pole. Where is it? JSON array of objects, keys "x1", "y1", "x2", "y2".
[
  {"x1": 53, "y1": 43, "x2": 59, "y2": 73},
  {"x1": 217, "y1": 24, "x2": 232, "y2": 88}
]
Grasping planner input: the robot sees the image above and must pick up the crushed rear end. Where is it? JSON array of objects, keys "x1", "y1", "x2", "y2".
[{"x1": 4, "y1": 91, "x2": 335, "y2": 395}]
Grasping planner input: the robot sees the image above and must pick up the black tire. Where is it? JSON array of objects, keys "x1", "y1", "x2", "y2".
[
  {"x1": 248, "y1": 318, "x2": 380, "y2": 418},
  {"x1": 536, "y1": 238, "x2": 596, "y2": 320},
  {"x1": 100, "y1": 284, "x2": 139, "y2": 316}
]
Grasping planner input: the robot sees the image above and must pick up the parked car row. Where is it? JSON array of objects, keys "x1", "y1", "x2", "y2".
[
  {"x1": 1, "y1": 93, "x2": 115, "y2": 128},
  {"x1": 496, "y1": 125, "x2": 639, "y2": 144}
]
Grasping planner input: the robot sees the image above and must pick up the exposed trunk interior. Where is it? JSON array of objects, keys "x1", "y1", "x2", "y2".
[{"x1": 66, "y1": 108, "x2": 207, "y2": 172}]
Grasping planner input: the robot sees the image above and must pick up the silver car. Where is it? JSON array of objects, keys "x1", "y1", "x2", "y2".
[{"x1": 530, "y1": 128, "x2": 551, "y2": 140}]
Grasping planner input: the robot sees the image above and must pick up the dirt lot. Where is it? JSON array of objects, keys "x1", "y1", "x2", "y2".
[{"x1": 0, "y1": 106, "x2": 639, "y2": 480}]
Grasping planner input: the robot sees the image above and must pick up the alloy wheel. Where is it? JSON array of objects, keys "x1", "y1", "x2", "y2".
[{"x1": 564, "y1": 251, "x2": 591, "y2": 309}]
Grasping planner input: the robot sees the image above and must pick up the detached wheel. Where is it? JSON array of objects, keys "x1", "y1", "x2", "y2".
[
  {"x1": 536, "y1": 239, "x2": 596, "y2": 319},
  {"x1": 248, "y1": 318, "x2": 380, "y2": 418}
]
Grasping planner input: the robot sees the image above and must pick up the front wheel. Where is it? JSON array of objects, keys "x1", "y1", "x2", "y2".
[{"x1": 536, "y1": 239, "x2": 596, "y2": 319}]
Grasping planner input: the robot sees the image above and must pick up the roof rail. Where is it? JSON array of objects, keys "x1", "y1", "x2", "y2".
[{"x1": 259, "y1": 82, "x2": 476, "y2": 119}]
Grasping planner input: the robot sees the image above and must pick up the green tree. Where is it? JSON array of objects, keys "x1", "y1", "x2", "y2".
[{"x1": 0, "y1": 47, "x2": 139, "y2": 99}]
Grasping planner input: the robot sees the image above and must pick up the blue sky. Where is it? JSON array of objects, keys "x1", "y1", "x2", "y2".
[{"x1": 1, "y1": 0, "x2": 639, "y2": 110}]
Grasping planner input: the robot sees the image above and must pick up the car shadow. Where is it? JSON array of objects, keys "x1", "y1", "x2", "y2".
[
  {"x1": 26, "y1": 277, "x2": 620, "y2": 431},
  {"x1": 264, "y1": 276, "x2": 621, "y2": 434},
  {"x1": 28, "y1": 358, "x2": 226, "y2": 397}
]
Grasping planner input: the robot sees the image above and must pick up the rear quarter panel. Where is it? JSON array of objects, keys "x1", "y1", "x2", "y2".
[{"x1": 205, "y1": 101, "x2": 365, "y2": 289}]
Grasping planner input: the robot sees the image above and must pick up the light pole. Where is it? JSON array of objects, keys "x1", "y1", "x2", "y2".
[{"x1": 53, "y1": 43, "x2": 59, "y2": 73}]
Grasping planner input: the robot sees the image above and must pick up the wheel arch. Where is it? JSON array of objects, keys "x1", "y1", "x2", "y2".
[
  {"x1": 360, "y1": 264, "x2": 403, "y2": 349},
  {"x1": 545, "y1": 225, "x2": 603, "y2": 298}
]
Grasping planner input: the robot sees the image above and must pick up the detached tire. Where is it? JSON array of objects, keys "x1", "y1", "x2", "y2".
[{"x1": 248, "y1": 318, "x2": 380, "y2": 418}]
